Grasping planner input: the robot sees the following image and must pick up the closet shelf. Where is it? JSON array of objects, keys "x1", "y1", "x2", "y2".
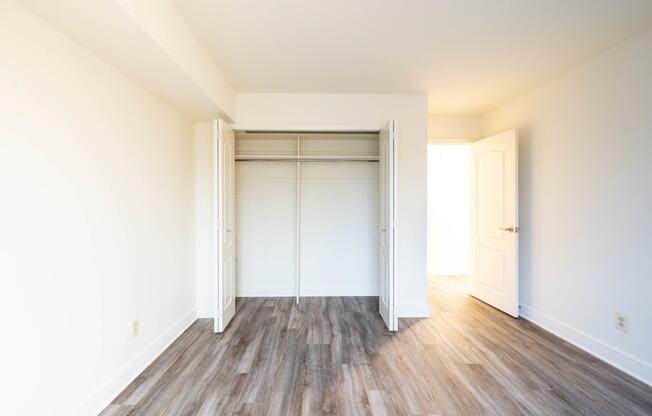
[
  {"x1": 235, "y1": 154, "x2": 379, "y2": 162},
  {"x1": 235, "y1": 154, "x2": 297, "y2": 159}
]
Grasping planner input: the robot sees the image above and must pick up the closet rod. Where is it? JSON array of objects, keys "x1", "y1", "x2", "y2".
[{"x1": 235, "y1": 155, "x2": 379, "y2": 161}]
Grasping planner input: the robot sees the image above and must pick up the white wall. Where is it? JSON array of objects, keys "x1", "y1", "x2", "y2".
[
  {"x1": 20, "y1": 0, "x2": 236, "y2": 120},
  {"x1": 427, "y1": 145, "x2": 470, "y2": 276},
  {"x1": 235, "y1": 161, "x2": 379, "y2": 297},
  {"x1": 300, "y1": 162, "x2": 379, "y2": 296},
  {"x1": 236, "y1": 161, "x2": 298, "y2": 296},
  {"x1": 194, "y1": 123, "x2": 215, "y2": 318},
  {"x1": 484, "y1": 28, "x2": 652, "y2": 384},
  {"x1": 428, "y1": 114, "x2": 484, "y2": 143},
  {"x1": 235, "y1": 94, "x2": 429, "y2": 317},
  {"x1": 0, "y1": 3, "x2": 196, "y2": 415},
  {"x1": 117, "y1": 0, "x2": 236, "y2": 119}
]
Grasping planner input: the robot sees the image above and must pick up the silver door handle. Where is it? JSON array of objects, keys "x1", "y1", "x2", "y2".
[{"x1": 500, "y1": 226, "x2": 519, "y2": 233}]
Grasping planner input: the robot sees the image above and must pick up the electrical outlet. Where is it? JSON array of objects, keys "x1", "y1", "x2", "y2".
[
  {"x1": 614, "y1": 313, "x2": 629, "y2": 333},
  {"x1": 131, "y1": 318, "x2": 139, "y2": 338}
]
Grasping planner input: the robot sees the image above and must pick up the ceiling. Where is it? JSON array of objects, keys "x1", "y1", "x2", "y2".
[{"x1": 174, "y1": 0, "x2": 652, "y2": 114}]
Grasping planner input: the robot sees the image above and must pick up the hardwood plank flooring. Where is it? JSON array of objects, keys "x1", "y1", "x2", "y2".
[{"x1": 102, "y1": 276, "x2": 652, "y2": 415}]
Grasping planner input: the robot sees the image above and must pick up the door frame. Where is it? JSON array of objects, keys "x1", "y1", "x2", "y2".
[
  {"x1": 212, "y1": 120, "x2": 220, "y2": 331},
  {"x1": 426, "y1": 133, "x2": 518, "y2": 317}
]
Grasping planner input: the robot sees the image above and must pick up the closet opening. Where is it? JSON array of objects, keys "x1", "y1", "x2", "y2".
[
  {"x1": 212, "y1": 121, "x2": 398, "y2": 332},
  {"x1": 235, "y1": 132, "x2": 380, "y2": 303}
]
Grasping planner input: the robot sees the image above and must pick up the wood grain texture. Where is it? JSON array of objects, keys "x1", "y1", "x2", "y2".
[{"x1": 102, "y1": 277, "x2": 652, "y2": 415}]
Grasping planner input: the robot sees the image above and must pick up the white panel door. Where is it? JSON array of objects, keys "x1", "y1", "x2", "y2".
[
  {"x1": 470, "y1": 129, "x2": 519, "y2": 317},
  {"x1": 214, "y1": 119, "x2": 236, "y2": 332},
  {"x1": 379, "y1": 121, "x2": 398, "y2": 331}
]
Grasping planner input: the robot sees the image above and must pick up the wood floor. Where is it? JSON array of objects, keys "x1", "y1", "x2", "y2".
[{"x1": 102, "y1": 276, "x2": 652, "y2": 415}]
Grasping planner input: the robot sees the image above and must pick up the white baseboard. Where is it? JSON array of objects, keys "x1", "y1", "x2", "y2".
[
  {"x1": 196, "y1": 307, "x2": 213, "y2": 319},
  {"x1": 237, "y1": 287, "x2": 379, "y2": 298},
  {"x1": 520, "y1": 305, "x2": 651, "y2": 387},
  {"x1": 397, "y1": 303, "x2": 430, "y2": 318},
  {"x1": 299, "y1": 287, "x2": 379, "y2": 297},
  {"x1": 237, "y1": 288, "x2": 295, "y2": 297},
  {"x1": 202, "y1": 302, "x2": 431, "y2": 321},
  {"x1": 69, "y1": 309, "x2": 197, "y2": 416}
]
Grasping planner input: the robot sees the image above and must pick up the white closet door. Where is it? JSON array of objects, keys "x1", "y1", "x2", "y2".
[
  {"x1": 379, "y1": 121, "x2": 398, "y2": 331},
  {"x1": 470, "y1": 129, "x2": 519, "y2": 317},
  {"x1": 214, "y1": 119, "x2": 236, "y2": 333}
]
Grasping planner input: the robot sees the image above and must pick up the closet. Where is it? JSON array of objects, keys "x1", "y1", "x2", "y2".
[{"x1": 211, "y1": 120, "x2": 398, "y2": 333}]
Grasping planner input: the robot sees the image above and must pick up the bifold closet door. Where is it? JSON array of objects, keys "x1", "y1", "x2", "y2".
[
  {"x1": 213, "y1": 120, "x2": 236, "y2": 333},
  {"x1": 379, "y1": 121, "x2": 398, "y2": 331}
]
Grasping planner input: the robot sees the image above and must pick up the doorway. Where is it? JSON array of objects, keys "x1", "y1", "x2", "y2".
[
  {"x1": 427, "y1": 144, "x2": 470, "y2": 277},
  {"x1": 428, "y1": 130, "x2": 519, "y2": 317},
  {"x1": 427, "y1": 144, "x2": 470, "y2": 293}
]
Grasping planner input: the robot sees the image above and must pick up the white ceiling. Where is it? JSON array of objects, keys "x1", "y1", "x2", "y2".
[{"x1": 174, "y1": 0, "x2": 652, "y2": 114}]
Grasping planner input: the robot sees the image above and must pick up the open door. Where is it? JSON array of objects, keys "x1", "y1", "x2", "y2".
[
  {"x1": 379, "y1": 121, "x2": 398, "y2": 331},
  {"x1": 213, "y1": 119, "x2": 236, "y2": 332},
  {"x1": 470, "y1": 129, "x2": 519, "y2": 317}
]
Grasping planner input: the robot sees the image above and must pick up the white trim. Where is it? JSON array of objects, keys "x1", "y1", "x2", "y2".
[
  {"x1": 236, "y1": 292, "x2": 297, "y2": 298},
  {"x1": 299, "y1": 287, "x2": 380, "y2": 297},
  {"x1": 521, "y1": 305, "x2": 652, "y2": 386},
  {"x1": 231, "y1": 123, "x2": 382, "y2": 132},
  {"x1": 295, "y1": 135, "x2": 301, "y2": 304},
  {"x1": 237, "y1": 287, "x2": 379, "y2": 298},
  {"x1": 212, "y1": 119, "x2": 220, "y2": 332},
  {"x1": 69, "y1": 309, "x2": 197, "y2": 416},
  {"x1": 396, "y1": 304, "x2": 431, "y2": 318},
  {"x1": 391, "y1": 120, "x2": 399, "y2": 330}
]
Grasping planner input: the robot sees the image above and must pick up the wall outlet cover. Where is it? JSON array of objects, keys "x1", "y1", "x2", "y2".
[
  {"x1": 614, "y1": 313, "x2": 629, "y2": 333},
  {"x1": 131, "y1": 318, "x2": 140, "y2": 338}
]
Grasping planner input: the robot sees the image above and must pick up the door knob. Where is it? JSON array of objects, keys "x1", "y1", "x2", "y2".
[{"x1": 500, "y1": 226, "x2": 519, "y2": 233}]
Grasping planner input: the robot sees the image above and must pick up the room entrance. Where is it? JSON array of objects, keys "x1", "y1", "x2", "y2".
[{"x1": 428, "y1": 130, "x2": 520, "y2": 317}]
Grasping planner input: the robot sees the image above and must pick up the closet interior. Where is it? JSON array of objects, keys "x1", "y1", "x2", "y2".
[{"x1": 234, "y1": 131, "x2": 381, "y2": 303}]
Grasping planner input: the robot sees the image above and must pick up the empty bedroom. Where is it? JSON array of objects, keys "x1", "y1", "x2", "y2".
[{"x1": 1, "y1": 1, "x2": 651, "y2": 415}]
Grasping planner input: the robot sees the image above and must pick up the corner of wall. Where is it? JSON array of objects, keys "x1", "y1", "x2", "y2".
[
  {"x1": 521, "y1": 305, "x2": 652, "y2": 386},
  {"x1": 70, "y1": 309, "x2": 197, "y2": 416}
]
